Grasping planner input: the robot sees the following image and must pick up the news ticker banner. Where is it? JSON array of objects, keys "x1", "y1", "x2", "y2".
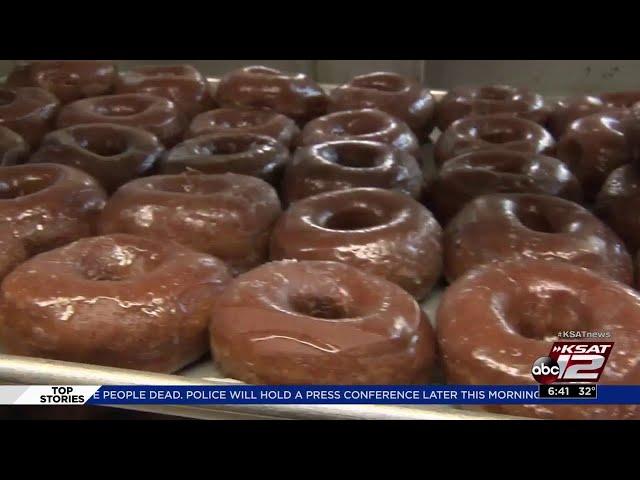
[{"x1": 2, "y1": 385, "x2": 640, "y2": 406}]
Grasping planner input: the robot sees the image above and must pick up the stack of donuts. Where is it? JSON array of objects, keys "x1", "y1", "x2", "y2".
[{"x1": 1, "y1": 61, "x2": 640, "y2": 420}]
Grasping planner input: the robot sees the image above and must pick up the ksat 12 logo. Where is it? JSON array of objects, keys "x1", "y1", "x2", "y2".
[{"x1": 531, "y1": 342, "x2": 614, "y2": 384}]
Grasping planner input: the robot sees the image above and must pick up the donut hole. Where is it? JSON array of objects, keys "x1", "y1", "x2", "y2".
[
  {"x1": 510, "y1": 289, "x2": 590, "y2": 340},
  {"x1": 516, "y1": 207, "x2": 555, "y2": 233},
  {"x1": 79, "y1": 243, "x2": 164, "y2": 281},
  {"x1": 351, "y1": 74, "x2": 406, "y2": 93},
  {"x1": 478, "y1": 86, "x2": 514, "y2": 101},
  {"x1": 324, "y1": 206, "x2": 387, "y2": 231},
  {"x1": 477, "y1": 128, "x2": 520, "y2": 144},
  {"x1": 0, "y1": 174, "x2": 54, "y2": 199},
  {"x1": 195, "y1": 137, "x2": 258, "y2": 156},
  {"x1": 74, "y1": 131, "x2": 129, "y2": 157},
  {"x1": 290, "y1": 294, "x2": 352, "y2": 319},
  {"x1": 319, "y1": 143, "x2": 385, "y2": 168},
  {"x1": 94, "y1": 98, "x2": 150, "y2": 117},
  {"x1": 0, "y1": 90, "x2": 17, "y2": 106}
]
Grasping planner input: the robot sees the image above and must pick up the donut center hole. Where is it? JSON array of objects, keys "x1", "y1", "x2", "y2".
[
  {"x1": 324, "y1": 207, "x2": 386, "y2": 230},
  {"x1": 478, "y1": 129, "x2": 520, "y2": 144},
  {"x1": 77, "y1": 135, "x2": 129, "y2": 156},
  {"x1": 0, "y1": 90, "x2": 17, "y2": 106},
  {"x1": 197, "y1": 139, "x2": 254, "y2": 156},
  {"x1": 0, "y1": 175, "x2": 53, "y2": 199},
  {"x1": 79, "y1": 243, "x2": 163, "y2": 281},
  {"x1": 323, "y1": 144, "x2": 383, "y2": 168},
  {"x1": 290, "y1": 294, "x2": 351, "y2": 319},
  {"x1": 352, "y1": 75, "x2": 406, "y2": 92},
  {"x1": 511, "y1": 290, "x2": 590, "y2": 341},
  {"x1": 516, "y1": 207, "x2": 555, "y2": 233}
]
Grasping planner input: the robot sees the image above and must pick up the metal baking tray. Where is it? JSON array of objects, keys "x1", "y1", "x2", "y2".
[{"x1": 0, "y1": 79, "x2": 520, "y2": 419}]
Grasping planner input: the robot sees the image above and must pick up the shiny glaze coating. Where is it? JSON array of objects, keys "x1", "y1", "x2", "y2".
[
  {"x1": 270, "y1": 188, "x2": 442, "y2": 300},
  {"x1": 98, "y1": 173, "x2": 281, "y2": 276},
  {"x1": 215, "y1": 66, "x2": 328, "y2": 124},
  {"x1": 29, "y1": 123, "x2": 164, "y2": 193},
  {"x1": 115, "y1": 64, "x2": 213, "y2": 118},
  {"x1": 444, "y1": 193, "x2": 632, "y2": 284},
  {"x1": 300, "y1": 109, "x2": 420, "y2": 157},
  {"x1": 161, "y1": 133, "x2": 289, "y2": 185},
  {"x1": 6, "y1": 61, "x2": 117, "y2": 104},
  {"x1": 555, "y1": 109, "x2": 632, "y2": 200},
  {"x1": 599, "y1": 91, "x2": 640, "y2": 108},
  {"x1": 437, "y1": 259, "x2": 640, "y2": 419},
  {"x1": 186, "y1": 108, "x2": 299, "y2": 148},
  {"x1": 0, "y1": 164, "x2": 106, "y2": 254},
  {"x1": 0, "y1": 234, "x2": 231, "y2": 373},
  {"x1": 0, "y1": 87, "x2": 59, "y2": 148},
  {"x1": 435, "y1": 84, "x2": 549, "y2": 132},
  {"x1": 0, "y1": 230, "x2": 27, "y2": 280},
  {"x1": 282, "y1": 140, "x2": 422, "y2": 203},
  {"x1": 434, "y1": 114, "x2": 555, "y2": 167},
  {"x1": 210, "y1": 260, "x2": 436, "y2": 384},
  {"x1": 595, "y1": 164, "x2": 640, "y2": 253},
  {"x1": 328, "y1": 72, "x2": 435, "y2": 140},
  {"x1": 0, "y1": 126, "x2": 28, "y2": 166},
  {"x1": 56, "y1": 93, "x2": 186, "y2": 146},
  {"x1": 546, "y1": 95, "x2": 609, "y2": 138},
  {"x1": 430, "y1": 149, "x2": 582, "y2": 223}
]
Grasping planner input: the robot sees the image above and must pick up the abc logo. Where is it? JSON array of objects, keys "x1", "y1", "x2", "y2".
[{"x1": 531, "y1": 356, "x2": 560, "y2": 384}]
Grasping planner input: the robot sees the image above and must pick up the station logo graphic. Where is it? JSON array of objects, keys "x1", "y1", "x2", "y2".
[{"x1": 531, "y1": 342, "x2": 614, "y2": 384}]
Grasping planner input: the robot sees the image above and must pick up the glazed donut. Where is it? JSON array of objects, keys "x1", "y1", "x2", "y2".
[
  {"x1": 215, "y1": 65, "x2": 328, "y2": 124},
  {"x1": 437, "y1": 259, "x2": 640, "y2": 420},
  {"x1": 0, "y1": 230, "x2": 27, "y2": 281},
  {"x1": 270, "y1": 188, "x2": 442, "y2": 300},
  {"x1": 29, "y1": 123, "x2": 164, "y2": 193},
  {"x1": 210, "y1": 260, "x2": 436, "y2": 384},
  {"x1": 5, "y1": 61, "x2": 117, "y2": 104},
  {"x1": 430, "y1": 149, "x2": 582, "y2": 223},
  {"x1": 595, "y1": 165, "x2": 640, "y2": 253},
  {"x1": 56, "y1": 93, "x2": 186, "y2": 146},
  {"x1": 434, "y1": 114, "x2": 555, "y2": 167},
  {"x1": 186, "y1": 108, "x2": 299, "y2": 148},
  {"x1": 115, "y1": 64, "x2": 213, "y2": 118},
  {"x1": 435, "y1": 84, "x2": 549, "y2": 132},
  {"x1": 300, "y1": 109, "x2": 420, "y2": 157},
  {"x1": 0, "y1": 164, "x2": 106, "y2": 254},
  {"x1": 0, "y1": 126, "x2": 28, "y2": 166},
  {"x1": 98, "y1": 173, "x2": 281, "y2": 276},
  {"x1": 546, "y1": 95, "x2": 609, "y2": 139},
  {"x1": 0, "y1": 233, "x2": 231, "y2": 373},
  {"x1": 160, "y1": 133, "x2": 289, "y2": 185},
  {"x1": 282, "y1": 140, "x2": 422, "y2": 204},
  {"x1": 443, "y1": 193, "x2": 632, "y2": 284},
  {"x1": 555, "y1": 109, "x2": 632, "y2": 200},
  {"x1": 328, "y1": 72, "x2": 435, "y2": 140},
  {"x1": 0, "y1": 87, "x2": 59, "y2": 148}
]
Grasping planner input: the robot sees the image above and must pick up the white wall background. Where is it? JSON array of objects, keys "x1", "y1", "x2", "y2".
[{"x1": 1, "y1": 60, "x2": 639, "y2": 94}]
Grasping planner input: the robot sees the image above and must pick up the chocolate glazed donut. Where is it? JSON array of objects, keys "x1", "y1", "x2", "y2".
[
  {"x1": 6, "y1": 61, "x2": 117, "y2": 104},
  {"x1": 186, "y1": 108, "x2": 299, "y2": 148},
  {"x1": 270, "y1": 188, "x2": 442, "y2": 300},
  {"x1": 210, "y1": 260, "x2": 437, "y2": 384},
  {"x1": 434, "y1": 114, "x2": 555, "y2": 167},
  {"x1": 161, "y1": 133, "x2": 289, "y2": 185},
  {"x1": 30, "y1": 123, "x2": 164, "y2": 193},
  {"x1": 56, "y1": 93, "x2": 186, "y2": 147},
  {"x1": 546, "y1": 95, "x2": 610, "y2": 139},
  {"x1": 595, "y1": 165, "x2": 640, "y2": 253},
  {"x1": 215, "y1": 66, "x2": 328, "y2": 124},
  {"x1": 282, "y1": 140, "x2": 422, "y2": 204},
  {"x1": 0, "y1": 126, "x2": 28, "y2": 166},
  {"x1": 0, "y1": 234, "x2": 231, "y2": 373},
  {"x1": 443, "y1": 193, "x2": 632, "y2": 284},
  {"x1": 98, "y1": 173, "x2": 281, "y2": 276},
  {"x1": 0, "y1": 164, "x2": 106, "y2": 254},
  {"x1": 555, "y1": 109, "x2": 633, "y2": 200},
  {"x1": 328, "y1": 72, "x2": 435, "y2": 140},
  {"x1": 300, "y1": 109, "x2": 420, "y2": 157},
  {"x1": 437, "y1": 259, "x2": 640, "y2": 419},
  {"x1": 115, "y1": 64, "x2": 214, "y2": 118},
  {"x1": 430, "y1": 149, "x2": 582, "y2": 223},
  {"x1": 0, "y1": 87, "x2": 59, "y2": 148},
  {"x1": 435, "y1": 84, "x2": 549, "y2": 132}
]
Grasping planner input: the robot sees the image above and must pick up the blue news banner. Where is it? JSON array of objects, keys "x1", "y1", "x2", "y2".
[{"x1": 85, "y1": 385, "x2": 640, "y2": 405}]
